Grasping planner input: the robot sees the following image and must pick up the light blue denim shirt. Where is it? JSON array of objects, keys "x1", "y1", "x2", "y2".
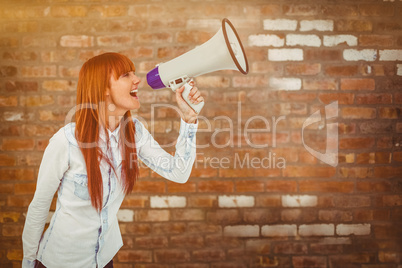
[{"x1": 22, "y1": 118, "x2": 197, "y2": 268}]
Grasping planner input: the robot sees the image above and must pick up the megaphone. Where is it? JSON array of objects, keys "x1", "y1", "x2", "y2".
[{"x1": 146, "y1": 18, "x2": 249, "y2": 114}]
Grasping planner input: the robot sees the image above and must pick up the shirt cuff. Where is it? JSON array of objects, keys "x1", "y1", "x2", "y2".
[
  {"x1": 22, "y1": 258, "x2": 36, "y2": 268},
  {"x1": 179, "y1": 118, "x2": 198, "y2": 138}
]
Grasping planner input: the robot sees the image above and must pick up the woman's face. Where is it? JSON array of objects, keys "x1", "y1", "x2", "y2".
[{"x1": 106, "y1": 71, "x2": 141, "y2": 118}]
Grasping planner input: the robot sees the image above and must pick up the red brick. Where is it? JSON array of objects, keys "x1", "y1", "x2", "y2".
[
  {"x1": 207, "y1": 209, "x2": 241, "y2": 224},
  {"x1": 355, "y1": 93, "x2": 392, "y2": 104},
  {"x1": 265, "y1": 180, "x2": 297, "y2": 193},
  {"x1": 303, "y1": 78, "x2": 337, "y2": 90},
  {"x1": 134, "y1": 236, "x2": 168, "y2": 249},
  {"x1": 292, "y1": 256, "x2": 327, "y2": 268},
  {"x1": 338, "y1": 123, "x2": 356, "y2": 135},
  {"x1": 300, "y1": 180, "x2": 354, "y2": 193},
  {"x1": 324, "y1": 65, "x2": 358, "y2": 76},
  {"x1": 356, "y1": 181, "x2": 392, "y2": 192},
  {"x1": 246, "y1": 239, "x2": 271, "y2": 255},
  {"x1": 375, "y1": 152, "x2": 392, "y2": 164},
  {"x1": 334, "y1": 196, "x2": 371, "y2": 208},
  {"x1": 283, "y1": 166, "x2": 336, "y2": 178},
  {"x1": 243, "y1": 209, "x2": 280, "y2": 224},
  {"x1": 360, "y1": 4, "x2": 394, "y2": 16},
  {"x1": 0, "y1": 154, "x2": 16, "y2": 166},
  {"x1": 283, "y1": 4, "x2": 319, "y2": 16},
  {"x1": 394, "y1": 152, "x2": 402, "y2": 162},
  {"x1": 60, "y1": 35, "x2": 94, "y2": 48},
  {"x1": 279, "y1": 92, "x2": 317, "y2": 102},
  {"x1": 171, "y1": 209, "x2": 204, "y2": 221},
  {"x1": 7, "y1": 249, "x2": 23, "y2": 261},
  {"x1": 395, "y1": 93, "x2": 402, "y2": 104},
  {"x1": 318, "y1": 210, "x2": 353, "y2": 222},
  {"x1": 7, "y1": 195, "x2": 33, "y2": 207},
  {"x1": 176, "y1": 31, "x2": 211, "y2": 44},
  {"x1": 117, "y1": 250, "x2": 152, "y2": 263},
  {"x1": 192, "y1": 249, "x2": 225, "y2": 262},
  {"x1": 321, "y1": 5, "x2": 358, "y2": 16},
  {"x1": 135, "y1": 32, "x2": 173, "y2": 44},
  {"x1": 0, "y1": 66, "x2": 17, "y2": 77},
  {"x1": 319, "y1": 93, "x2": 354, "y2": 105},
  {"x1": 50, "y1": 6, "x2": 88, "y2": 17},
  {"x1": 359, "y1": 35, "x2": 394, "y2": 47},
  {"x1": 374, "y1": 167, "x2": 402, "y2": 178},
  {"x1": 329, "y1": 254, "x2": 372, "y2": 266},
  {"x1": 135, "y1": 210, "x2": 169, "y2": 222},
  {"x1": 2, "y1": 138, "x2": 35, "y2": 151},
  {"x1": 339, "y1": 137, "x2": 375, "y2": 150},
  {"x1": 198, "y1": 180, "x2": 234, "y2": 193},
  {"x1": 14, "y1": 183, "x2": 36, "y2": 195},
  {"x1": 170, "y1": 234, "x2": 204, "y2": 248},
  {"x1": 0, "y1": 183, "x2": 13, "y2": 194},
  {"x1": 21, "y1": 65, "x2": 57, "y2": 77},
  {"x1": 5, "y1": 81, "x2": 38, "y2": 92},
  {"x1": 336, "y1": 20, "x2": 372, "y2": 32},
  {"x1": 154, "y1": 249, "x2": 190, "y2": 263},
  {"x1": 0, "y1": 168, "x2": 35, "y2": 181},
  {"x1": 374, "y1": 224, "x2": 402, "y2": 239},
  {"x1": 20, "y1": 95, "x2": 54, "y2": 107},
  {"x1": 120, "y1": 195, "x2": 147, "y2": 208},
  {"x1": 274, "y1": 242, "x2": 308, "y2": 254},
  {"x1": 0, "y1": 96, "x2": 18, "y2": 106},
  {"x1": 285, "y1": 63, "x2": 321, "y2": 75},
  {"x1": 219, "y1": 168, "x2": 254, "y2": 178},
  {"x1": 379, "y1": 107, "x2": 400, "y2": 119},
  {"x1": 310, "y1": 244, "x2": 343, "y2": 255},
  {"x1": 341, "y1": 78, "x2": 375, "y2": 91},
  {"x1": 132, "y1": 181, "x2": 165, "y2": 193},
  {"x1": 261, "y1": 4, "x2": 282, "y2": 15},
  {"x1": 354, "y1": 209, "x2": 389, "y2": 221},
  {"x1": 305, "y1": 49, "x2": 342, "y2": 61},
  {"x1": 341, "y1": 107, "x2": 376, "y2": 119},
  {"x1": 2, "y1": 224, "x2": 23, "y2": 236},
  {"x1": 188, "y1": 195, "x2": 216, "y2": 208},
  {"x1": 236, "y1": 180, "x2": 265, "y2": 192},
  {"x1": 90, "y1": 5, "x2": 127, "y2": 17},
  {"x1": 167, "y1": 181, "x2": 196, "y2": 193}
]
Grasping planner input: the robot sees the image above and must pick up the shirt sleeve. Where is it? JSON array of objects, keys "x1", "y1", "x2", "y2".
[
  {"x1": 135, "y1": 118, "x2": 198, "y2": 183},
  {"x1": 22, "y1": 128, "x2": 70, "y2": 268}
]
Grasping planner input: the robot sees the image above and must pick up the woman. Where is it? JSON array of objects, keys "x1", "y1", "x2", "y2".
[{"x1": 22, "y1": 52, "x2": 203, "y2": 268}]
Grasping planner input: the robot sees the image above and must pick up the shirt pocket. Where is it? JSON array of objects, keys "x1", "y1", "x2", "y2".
[{"x1": 73, "y1": 174, "x2": 90, "y2": 200}]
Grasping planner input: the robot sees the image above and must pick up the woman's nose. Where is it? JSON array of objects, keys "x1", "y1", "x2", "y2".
[{"x1": 133, "y1": 74, "x2": 141, "y2": 85}]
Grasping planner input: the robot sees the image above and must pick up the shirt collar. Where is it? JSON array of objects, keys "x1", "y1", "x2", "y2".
[{"x1": 99, "y1": 124, "x2": 121, "y2": 144}]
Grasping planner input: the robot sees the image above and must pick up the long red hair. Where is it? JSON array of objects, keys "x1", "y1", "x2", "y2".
[{"x1": 75, "y1": 52, "x2": 139, "y2": 211}]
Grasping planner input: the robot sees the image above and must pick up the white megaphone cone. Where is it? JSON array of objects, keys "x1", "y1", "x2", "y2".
[{"x1": 147, "y1": 18, "x2": 249, "y2": 114}]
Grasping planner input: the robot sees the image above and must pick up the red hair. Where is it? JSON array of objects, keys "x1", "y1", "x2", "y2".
[{"x1": 75, "y1": 52, "x2": 139, "y2": 211}]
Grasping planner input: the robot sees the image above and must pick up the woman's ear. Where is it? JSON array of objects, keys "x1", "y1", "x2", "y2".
[{"x1": 105, "y1": 87, "x2": 110, "y2": 97}]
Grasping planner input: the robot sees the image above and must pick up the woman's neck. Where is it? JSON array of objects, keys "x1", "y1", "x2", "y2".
[{"x1": 107, "y1": 116, "x2": 122, "y2": 132}]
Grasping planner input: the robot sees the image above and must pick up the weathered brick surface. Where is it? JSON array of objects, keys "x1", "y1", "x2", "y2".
[{"x1": 1, "y1": 0, "x2": 401, "y2": 267}]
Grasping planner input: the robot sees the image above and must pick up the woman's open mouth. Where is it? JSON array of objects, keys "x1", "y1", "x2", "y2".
[{"x1": 130, "y1": 89, "x2": 138, "y2": 97}]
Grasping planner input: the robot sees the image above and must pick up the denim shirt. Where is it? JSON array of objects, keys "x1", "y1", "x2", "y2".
[{"x1": 22, "y1": 118, "x2": 197, "y2": 268}]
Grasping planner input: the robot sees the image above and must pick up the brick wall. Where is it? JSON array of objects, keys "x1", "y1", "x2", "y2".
[{"x1": 1, "y1": 0, "x2": 401, "y2": 267}]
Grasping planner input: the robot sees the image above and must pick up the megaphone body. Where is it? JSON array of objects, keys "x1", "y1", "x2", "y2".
[{"x1": 147, "y1": 18, "x2": 249, "y2": 114}]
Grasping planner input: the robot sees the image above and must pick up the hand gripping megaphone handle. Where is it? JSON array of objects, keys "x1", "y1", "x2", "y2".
[
  {"x1": 181, "y1": 81, "x2": 205, "y2": 114},
  {"x1": 168, "y1": 76, "x2": 204, "y2": 114}
]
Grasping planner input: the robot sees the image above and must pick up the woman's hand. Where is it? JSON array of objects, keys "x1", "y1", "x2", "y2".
[{"x1": 175, "y1": 80, "x2": 204, "y2": 124}]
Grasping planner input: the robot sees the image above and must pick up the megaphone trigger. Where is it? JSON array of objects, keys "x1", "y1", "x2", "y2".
[{"x1": 168, "y1": 75, "x2": 190, "y2": 91}]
